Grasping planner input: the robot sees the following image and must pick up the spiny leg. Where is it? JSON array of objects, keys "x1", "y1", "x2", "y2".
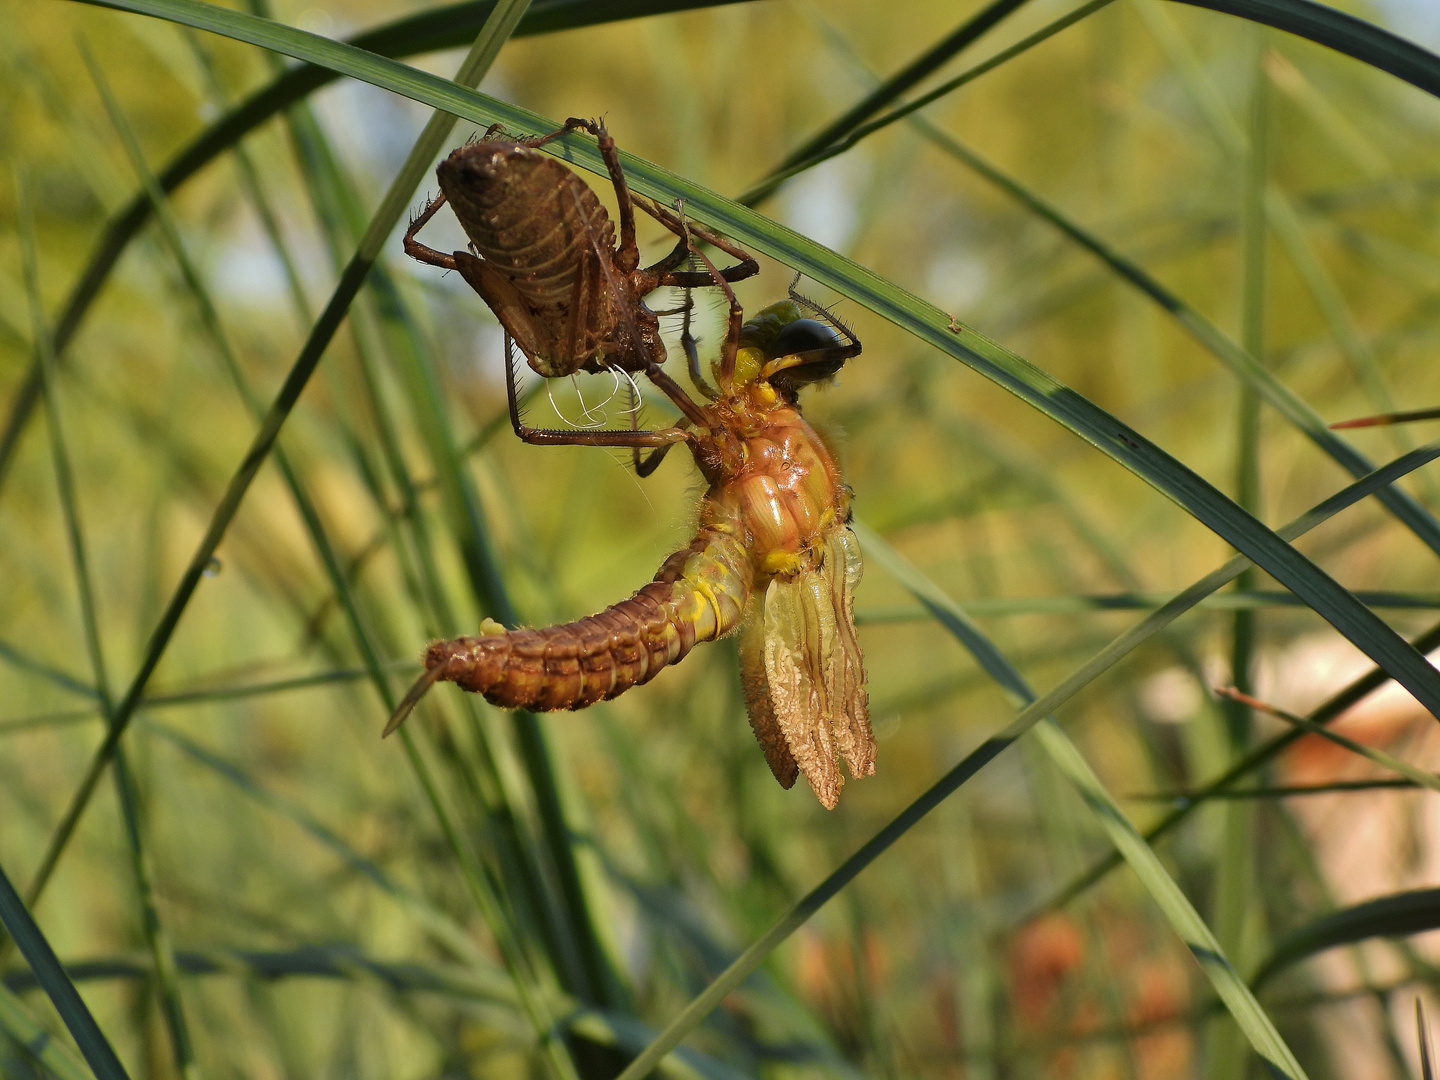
[
  {"x1": 634, "y1": 286, "x2": 719, "y2": 400},
  {"x1": 403, "y1": 193, "x2": 458, "y2": 269},
  {"x1": 643, "y1": 232, "x2": 698, "y2": 279},
  {"x1": 561, "y1": 117, "x2": 640, "y2": 273},
  {"x1": 643, "y1": 362, "x2": 710, "y2": 428},
  {"x1": 636, "y1": 197, "x2": 759, "y2": 286},
  {"x1": 505, "y1": 335, "x2": 689, "y2": 448},
  {"x1": 507, "y1": 115, "x2": 589, "y2": 149}
]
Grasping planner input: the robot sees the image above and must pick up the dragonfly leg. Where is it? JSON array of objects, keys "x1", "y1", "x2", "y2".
[
  {"x1": 403, "y1": 193, "x2": 457, "y2": 269},
  {"x1": 786, "y1": 276, "x2": 864, "y2": 363},
  {"x1": 634, "y1": 439, "x2": 684, "y2": 477},
  {"x1": 632, "y1": 416, "x2": 691, "y2": 476},
  {"x1": 665, "y1": 219, "x2": 744, "y2": 388},
  {"x1": 679, "y1": 291, "x2": 719, "y2": 399}
]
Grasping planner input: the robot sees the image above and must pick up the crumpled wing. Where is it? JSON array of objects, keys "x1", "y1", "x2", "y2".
[
  {"x1": 760, "y1": 526, "x2": 873, "y2": 809},
  {"x1": 826, "y1": 527, "x2": 874, "y2": 780},
  {"x1": 738, "y1": 602, "x2": 799, "y2": 789}
]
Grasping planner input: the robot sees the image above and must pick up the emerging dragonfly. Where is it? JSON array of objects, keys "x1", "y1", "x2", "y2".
[
  {"x1": 389, "y1": 220, "x2": 873, "y2": 805},
  {"x1": 403, "y1": 117, "x2": 757, "y2": 383}
]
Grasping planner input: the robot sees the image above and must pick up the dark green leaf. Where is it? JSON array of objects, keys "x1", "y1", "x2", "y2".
[
  {"x1": 0, "y1": 860, "x2": 130, "y2": 1080},
  {"x1": 1253, "y1": 888, "x2": 1440, "y2": 990}
]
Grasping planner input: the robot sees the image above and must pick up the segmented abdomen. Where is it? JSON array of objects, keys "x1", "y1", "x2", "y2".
[
  {"x1": 425, "y1": 522, "x2": 752, "y2": 712},
  {"x1": 437, "y1": 143, "x2": 613, "y2": 313}
]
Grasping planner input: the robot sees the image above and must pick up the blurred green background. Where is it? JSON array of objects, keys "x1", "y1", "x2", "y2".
[{"x1": 5, "y1": 0, "x2": 1440, "y2": 1076}]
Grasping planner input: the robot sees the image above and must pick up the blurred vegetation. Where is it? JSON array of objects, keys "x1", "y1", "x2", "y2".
[{"x1": 4, "y1": 0, "x2": 1440, "y2": 1077}]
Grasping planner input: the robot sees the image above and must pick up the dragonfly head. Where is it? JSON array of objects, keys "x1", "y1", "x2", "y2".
[{"x1": 727, "y1": 300, "x2": 861, "y2": 398}]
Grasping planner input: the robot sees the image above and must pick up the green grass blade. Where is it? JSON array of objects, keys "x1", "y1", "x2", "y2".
[
  {"x1": 1421, "y1": 1000, "x2": 1436, "y2": 1079},
  {"x1": 1132, "y1": 778, "x2": 1435, "y2": 799},
  {"x1": 1207, "y1": 41, "x2": 1268, "y2": 1076},
  {"x1": 1037, "y1": 614, "x2": 1440, "y2": 916},
  {"x1": 1168, "y1": 0, "x2": 1440, "y2": 98},
  {"x1": 856, "y1": 591, "x2": 1440, "y2": 621},
  {"x1": 16, "y1": 181, "x2": 111, "y2": 719},
  {"x1": 0, "y1": 640, "x2": 96, "y2": 701},
  {"x1": 741, "y1": 0, "x2": 1120, "y2": 205},
  {"x1": 813, "y1": 27, "x2": 1440, "y2": 560},
  {"x1": 760, "y1": 0, "x2": 1038, "y2": 184},
  {"x1": 1251, "y1": 887, "x2": 1440, "y2": 990},
  {"x1": 0, "y1": 710, "x2": 97, "y2": 737},
  {"x1": 0, "y1": 981, "x2": 93, "y2": 1080},
  {"x1": 858, "y1": 530, "x2": 1307, "y2": 1077},
  {"x1": 22, "y1": 162, "x2": 200, "y2": 1077},
  {"x1": 1028, "y1": 719, "x2": 1306, "y2": 1076},
  {"x1": 884, "y1": 122, "x2": 1440, "y2": 558},
  {"x1": 0, "y1": 859, "x2": 130, "y2": 1080},
  {"x1": 109, "y1": 749, "x2": 200, "y2": 1080},
  {"x1": 144, "y1": 666, "x2": 396, "y2": 707},
  {"x1": 1227, "y1": 692, "x2": 1440, "y2": 797},
  {"x1": 139, "y1": 719, "x2": 503, "y2": 973},
  {"x1": 766, "y1": 0, "x2": 1440, "y2": 200},
  {"x1": 3, "y1": 946, "x2": 516, "y2": 1005}
]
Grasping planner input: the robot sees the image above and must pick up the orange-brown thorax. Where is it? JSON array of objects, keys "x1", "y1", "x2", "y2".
[{"x1": 690, "y1": 379, "x2": 849, "y2": 584}]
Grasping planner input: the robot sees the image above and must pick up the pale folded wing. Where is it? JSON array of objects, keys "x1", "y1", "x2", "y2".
[{"x1": 759, "y1": 526, "x2": 873, "y2": 809}]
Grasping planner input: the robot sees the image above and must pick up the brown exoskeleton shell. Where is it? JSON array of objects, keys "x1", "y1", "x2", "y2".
[{"x1": 405, "y1": 118, "x2": 758, "y2": 380}]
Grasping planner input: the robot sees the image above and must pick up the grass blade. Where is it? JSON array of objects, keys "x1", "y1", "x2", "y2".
[
  {"x1": 19, "y1": 163, "x2": 200, "y2": 1078},
  {"x1": 768, "y1": 0, "x2": 1036, "y2": 175},
  {"x1": 0, "y1": 859, "x2": 130, "y2": 1080},
  {"x1": 1132, "y1": 778, "x2": 1439, "y2": 799},
  {"x1": 1218, "y1": 689, "x2": 1440, "y2": 798},
  {"x1": 741, "y1": 0, "x2": 1120, "y2": 205},
  {"x1": 1252, "y1": 888, "x2": 1440, "y2": 990},
  {"x1": 3, "y1": 946, "x2": 514, "y2": 1004},
  {"x1": 1422, "y1": 999, "x2": 1435, "y2": 1080},
  {"x1": 1170, "y1": 0, "x2": 1440, "y2": 98},
  {"x1": 0, "y1": 982, "x2": 92, "y2": 1080},
  {"x1": 811, "y1": 19, "x2": 1440, "y2": 566},
  {"x1": 1034, "y1": 611, "x2": 1440, "y2": 920},
  {"x1": 140, "y1": 719, "x2": 504, "y2": 974},
  {"x1": 857, "y1": 591, "x2": 1440, "y2": 620},
  {"x1": 858, "y1": 530, "x2": 1307, "y2": 1077},
  {"x1": 863, "y1": 116, "x2": 1440, "y2": 559}
]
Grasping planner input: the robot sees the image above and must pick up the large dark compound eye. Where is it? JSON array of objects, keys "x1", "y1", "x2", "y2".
[
  {"x1": 766, "y1": 316, "x2": 858, "y2": 392},
  {"x1": 768, "y1": 318, "x2": 843, "y2": 361}
]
